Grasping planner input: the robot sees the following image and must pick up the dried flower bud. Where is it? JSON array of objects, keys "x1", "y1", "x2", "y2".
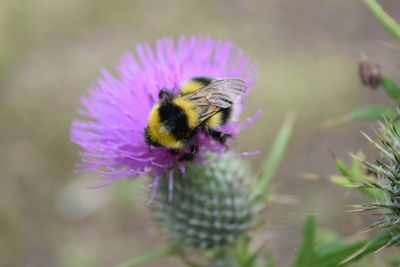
[{"x1": 358, "y1": 56, "x2": 382, "y2": 89}]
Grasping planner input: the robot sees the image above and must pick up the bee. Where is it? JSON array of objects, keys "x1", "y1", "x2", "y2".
[{"x1": 144, "y1": 77, "x2": 246, "y2": 161}]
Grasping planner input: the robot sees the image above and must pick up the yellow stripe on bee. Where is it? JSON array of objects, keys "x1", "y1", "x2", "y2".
[
  {"x1": 180, "y1": 80, "x2": 204, "y2": 95},
  {"x1": 148, "y1": 104, "x2": 184, "y2": 148},
  {"x1": 173, "y1": 97, "x2": 199, "y2": 128},
  {"x1": 205, "y1": 112, "x2": 223, "y2": 129}
]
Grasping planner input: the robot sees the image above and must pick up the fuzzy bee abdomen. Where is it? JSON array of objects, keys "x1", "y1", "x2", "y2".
[{"x1": 204, "y1": 108, "x2": 232, "y2": 130}]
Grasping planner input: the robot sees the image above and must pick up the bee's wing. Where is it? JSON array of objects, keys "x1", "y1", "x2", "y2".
[{"x1": 185, "y1": 78, "x2": 246, "y2": 123}]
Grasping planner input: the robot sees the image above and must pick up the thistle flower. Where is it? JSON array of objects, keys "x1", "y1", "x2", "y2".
[
  {"x1": 70, "y1": 36, "x2": 259, "y2": 191},
  {"x1": 358, "y1": 122, "x2": 400, "y2": 246}
]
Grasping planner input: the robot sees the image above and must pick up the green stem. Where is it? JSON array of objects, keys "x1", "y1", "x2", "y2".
[
  {"x1": 364, "y1": 0, "x2": 400, "y2": 41},
  {"x1": 116, "y1": 246, "x2": 178, "y2": 267},
  {"x1": 253, "y1": 112, "x2": 295, "y2": 197}
]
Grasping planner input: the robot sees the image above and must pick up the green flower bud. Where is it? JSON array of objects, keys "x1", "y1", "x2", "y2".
[{"x1": 153, "y1": 155, "x2": 258, "y2": 251}]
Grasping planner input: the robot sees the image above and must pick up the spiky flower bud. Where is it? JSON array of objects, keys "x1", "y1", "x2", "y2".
[
  {"x1": 361, "y1": 123, "x2": 400, "y2": 246},
  {"x1": 153, "y1": 155, "x2": 259, "y2": 251}
]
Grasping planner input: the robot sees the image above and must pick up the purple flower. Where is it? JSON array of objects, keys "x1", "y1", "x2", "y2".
[{"x1": 71, "y1": 35, "x2": 260, "y2": 198}]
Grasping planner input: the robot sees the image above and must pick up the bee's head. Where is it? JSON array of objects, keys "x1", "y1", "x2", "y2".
[{"x1": 158, "y1": 89, "x2": 174, "y2": 102}]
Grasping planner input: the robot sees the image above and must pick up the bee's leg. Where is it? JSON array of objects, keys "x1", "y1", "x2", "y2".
[
  {"x1": 169, "y1": 148, "x2": 180, "y2": 155},
  {"x1": 178, "y1": 137, "x2": 199, "y2": 161},
  {"x1": 207, "y1": 129, "x2": 232, "y2": 144},
  {"x1": 178, "y1": 145, "x2": 198, "y2": 161}
]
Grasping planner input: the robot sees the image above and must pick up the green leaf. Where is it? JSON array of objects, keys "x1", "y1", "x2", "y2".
[
  {"x1": 351, "y1": 153, "x2": 365, "y2": 178},
  {"x1": 314, "y1": 240, "x2": 366, "y2": 267},
  {"x1": 335, "y1": 158, "x2": 353, "y2": 177},
  {"x1": 253, "y1": 112, "x2": 295, "y2": 198},
  {"x1": 331, "y1": 176, "x2": 381, "y2": 199},
  {"x1": 264, "y1": 253, "x2": 275, "y2": 267},
  {"x1": 235, "y1": 236, "x2": 251, "y2": 264},
  {"x1": 350, "y1": 106, "x2": 398, "y2": 120},
  {"x1": 340, "y1": 230, "x2": 393, "y2": 265},
  {"x1": 243, "y1": 252, "x2": 260, "y2": 267},
  {"x1": 364, "y1": 0, "x2": 400, "y2": 41},
  {"x1": 293, "y1": 216, "x2": 316, "y2": 267},
  {"x1": 291, "y1": 219, "x2": 393, "y2": 267},
  {"x1": 236, "y1": 237, "x2": 260, "y2": 267},
  {"x1": 381, "y1": 76, "x2": 400, "y2": 100},
  {"x1": 386, "y1": 255, "x2": 400, "y2": 266},
  {"x1": 306, "y1": 231, "x2": 391, "y2": 267},
  {"x1": 330, "y1": 175, "x2": 354, "y2": 186},
  {"x1": 330, "y1": 152, "x2": 384, "y2": 199}
]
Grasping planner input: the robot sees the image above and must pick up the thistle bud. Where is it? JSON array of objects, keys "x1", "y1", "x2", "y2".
[{"x1": 153, "y1": 155, "x2": 258, "y2": 251}]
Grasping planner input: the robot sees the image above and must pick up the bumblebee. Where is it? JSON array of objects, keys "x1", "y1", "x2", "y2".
[{"x1": 144, "y1": 77, "x2": 246, "y2": 160}]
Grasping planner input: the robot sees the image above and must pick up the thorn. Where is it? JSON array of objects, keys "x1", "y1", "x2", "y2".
[
  {"x1": 360, "y1": 130, "x2": 373, "y2": 143},
  {"x1": 321, "y1": 115, "x2": 351, "y2": 128},
  {"x1": 357, "y1": 226, "x2": 374, "y2": 235},
  {"x1": 299, "y1": 172, "x2": 324, "y2": 181},
  {"x1": 349, "y1": 152, "x2": 363, "y2": 162}
]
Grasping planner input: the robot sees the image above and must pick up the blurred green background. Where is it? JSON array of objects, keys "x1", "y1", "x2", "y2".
[{"x1": 1, "y1": 0, "x2": 400, "y2": 266}]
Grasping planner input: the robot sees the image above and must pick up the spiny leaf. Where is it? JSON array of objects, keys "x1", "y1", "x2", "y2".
[
  {"x1": 340, "y1": 230, "x2": 393, "y2": 265},
  {"x1": 314, "y1": 241, "x2": 366, "y2": 267}
]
